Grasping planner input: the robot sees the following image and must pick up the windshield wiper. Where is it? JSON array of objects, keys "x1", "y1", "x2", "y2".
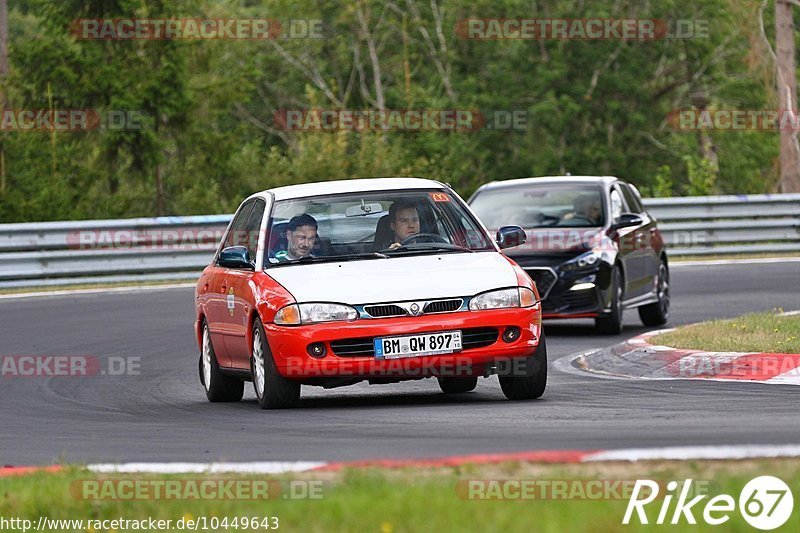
[
  {"x1": 381, "y1": 243, "x2": 474, "y2": 254},
  {"x1": 270, "y1": 252, "x2": 389, "y2": 266}
]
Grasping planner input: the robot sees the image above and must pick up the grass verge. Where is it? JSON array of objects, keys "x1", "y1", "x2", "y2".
[
  {"x1": 654, "y1": 310, "x2": 800, "y2": 353},
  {"x1": 2, "y1": 459, "x2": 799, "y2": 532}
]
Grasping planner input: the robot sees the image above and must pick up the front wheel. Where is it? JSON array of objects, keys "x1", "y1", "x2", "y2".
[
  {"x1": 438, "y1": 377, "x2": 478, "y2": 394},
  {"x1": 499, "y1": 334, "x2": 547, "y2": 401},
  {"x1": 199, "y1": 320, "x2": 244, "y2": 402},
  {"x1": 251, "y1": 320, "x2": 300, "y2": 409},
  {"x1": 638, "y1": 261, "x2": 670, "y2": 326},
  {"x1": 596, "y1": 267, "x2": 624, "y2": 335}
]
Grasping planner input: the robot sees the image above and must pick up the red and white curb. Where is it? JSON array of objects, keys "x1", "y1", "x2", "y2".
[
  {"x1": 567, "y1": 328, "x2": 800, "y2": 385},
  {"x1": 6, "y1": 445, "x2": 800, "y2": 476}
]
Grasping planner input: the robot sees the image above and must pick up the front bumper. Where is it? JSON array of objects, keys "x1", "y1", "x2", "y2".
[
  {"x1": 523, "y1": 266, "x2": 613, "y2": 319},
  {"x1": 263, "y1": 307, "x2": 542, "y2": 380}
]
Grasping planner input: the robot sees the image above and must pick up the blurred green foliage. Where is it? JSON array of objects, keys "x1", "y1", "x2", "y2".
[{"x1": 0, "y1": 0, "x2": 785, "y2": 221}]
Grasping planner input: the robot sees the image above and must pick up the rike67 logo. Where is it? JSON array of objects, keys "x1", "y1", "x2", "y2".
[{"x1": 623, "y1": 476, "x2": 794, "y2": 530}]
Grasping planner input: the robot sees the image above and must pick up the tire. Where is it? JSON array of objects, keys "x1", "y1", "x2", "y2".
[
  {"x1": 499, "y1": 334, "x2": 547, "y2": 401},
  {"x1": 437, "y1": 377, "x2": 478, "y2": 394},
  {"x1": 596, "y1": 267, "x2": 624, "y2": 335},
  {"x1": 251, "y1": 319, "x2": 300, "y2": 409},
  {"x1": 199, "y1": 320, "x2": 244, "y2": 402},
  {"x1": 638, "y1": 261, "x2": 670, "y2": 327}
]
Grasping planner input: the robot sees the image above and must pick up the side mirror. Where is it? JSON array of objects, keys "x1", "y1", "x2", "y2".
[
  {"x1": 610, "y1": 213, "x2": 643, "y2": 231},
  {"x1": 496, "y1": 225, "x2": 527, "y2": 249},
  {"x1": 218, "y1": 245, "x2": 254, "y2": 270}
]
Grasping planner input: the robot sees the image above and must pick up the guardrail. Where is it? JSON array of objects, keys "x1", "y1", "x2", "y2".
[
  {"x1": 0, "y1": 194, "x2": 798, "y2": 288},
  {"x1": 643, "y1": 194, "x2": 800, "y2": 256}
]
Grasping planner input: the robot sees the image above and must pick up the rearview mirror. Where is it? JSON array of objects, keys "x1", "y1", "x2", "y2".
[
  {"x1": 218, "y1": 246, "x2": 254, "y2": 270},
  {"x1": 610, "y1": 213, "x2": 643, "y2": 231},
  {"x1": 345, "y1": 202, "x2": 384, "y2": 217},
  {"x1": 496, "y1": 226, "x2": 527, "y2": 249}
]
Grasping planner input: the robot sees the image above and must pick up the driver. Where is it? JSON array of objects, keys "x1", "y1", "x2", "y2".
[
  {"x1": 274, "y1": 214, "x2": 318, "y2": 261},
  {"x1": 387, "y1": 200, "x2": 420, "y2": 249},
  {"x1": 563, "y1": 195, "x2": 602, "y2": 225}
]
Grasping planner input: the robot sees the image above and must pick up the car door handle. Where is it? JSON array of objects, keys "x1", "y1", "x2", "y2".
[{"x1": 221, "y1": 285, "x2": 227, "y2": 293}]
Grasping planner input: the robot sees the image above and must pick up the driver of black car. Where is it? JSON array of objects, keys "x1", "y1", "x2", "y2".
[{"x1": 562, "y1": 194, "x2": 602, "y2": 225}]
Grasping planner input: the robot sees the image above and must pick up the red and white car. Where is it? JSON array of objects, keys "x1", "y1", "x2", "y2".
[{"x1": 195, "y1": 178, "x2": 546, "y2": 408}]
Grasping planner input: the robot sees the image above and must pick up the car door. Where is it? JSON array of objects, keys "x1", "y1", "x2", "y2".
[
  {"x1": 223, "y1": 198, "x2": 266, "y2": 370},
  {"x1": 609, "y1": 185, "x2": 643, "y2": 299},
  {"x1": 621, "y1": 183, "x2": 659, "y2": 298},
  {"x1": 208, "y1": 199, "x2": 255, "y2": 367},
  {"x1": 613, "y1": 182, "x2": 649, "y2": 300}
]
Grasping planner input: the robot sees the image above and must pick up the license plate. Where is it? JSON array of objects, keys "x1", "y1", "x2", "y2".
[{"x1": 374, "y1": 331, "x2": 462, "y2": 359}]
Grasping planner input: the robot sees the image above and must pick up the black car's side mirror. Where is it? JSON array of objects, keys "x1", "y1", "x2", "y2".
[
  {"x1": 496, "y1": 225, "x2": 527, "y2": 249},
  {"x1": 218, "y1": 245, "x2": 255, "y2": 270},
  {"x1": 610, "y1": 213, "x2": 644, "y2": 231}
]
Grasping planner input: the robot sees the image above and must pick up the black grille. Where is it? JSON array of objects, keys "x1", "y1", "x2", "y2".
[
  {"x1": 562, "y1": 289, "x2": 596, "y2": 309},
  {"x1": 329, "y1": 338, "x2": 375, "y2": 356},
  {"x1": 524, "y1": 268, "x2": 558, "y2": 299},
  {"x1": 330, "y1": 327, "x2": 499, "y2": 357},
  {"x1": 423, "y1": 299, "x2": 463, "y2": 314},
  {"x1": 461, "y1": 327, "x2": 499, "y2": 349},
  {"x1": 364, "y1": 304, "x2": 407, "y2": 318}
]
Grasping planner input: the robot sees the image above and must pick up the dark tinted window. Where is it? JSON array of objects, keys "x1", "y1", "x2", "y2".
[
  {"x1": 620, "y1": 183, "x2": 644, "y2": 214},
  {"x1": 223, "y1": 199, "x2": 255, "y2": 249},
  {"x1": 242, "y1": 199, "x2": 266, "y2": 259}
]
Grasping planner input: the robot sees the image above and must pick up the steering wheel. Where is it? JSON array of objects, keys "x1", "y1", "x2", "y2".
[
  {"x1": 400, "y1": 233, "x2": 448, "y2": 245},
  {"x1": 567, "y1": 214, "x2": 596, "y2": 225}
]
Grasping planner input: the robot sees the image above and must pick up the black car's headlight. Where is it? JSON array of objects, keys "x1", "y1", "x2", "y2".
[{"x1": 561, "y1": 250, "x2": 602, "y2": 273}]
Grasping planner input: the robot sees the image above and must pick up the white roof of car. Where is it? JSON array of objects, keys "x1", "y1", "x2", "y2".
[
  {"x1": 477, "y1": 176, "x2": 619, "y2": 192},
  {"x1": 262, "y1": 177, "x2": 446, "y2": 201}
]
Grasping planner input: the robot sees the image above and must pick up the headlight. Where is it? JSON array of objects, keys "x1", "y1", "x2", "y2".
[
  {"x1": 561, "y1": 250, "x2": 601, "y2": 272},
  {"x1": 274, "y1": 303, "x2": 358, "y2": 325},
  {"x1": 469, "y1": 287, "x2": 536, "y2": 310}
]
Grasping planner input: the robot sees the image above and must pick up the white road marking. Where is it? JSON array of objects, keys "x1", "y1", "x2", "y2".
[
  {"x1": 585, "y1": 444, "x2": 800, "y2": 462},
  {"x1": 88, "y1": 462, "x2": 327, "y2": 474},
  {"x1": 0, "y1": 283, "x2": 196, "y2": 300},
  {"x1": 671, "y1": 257, "x2": 800, "y2": 267}
]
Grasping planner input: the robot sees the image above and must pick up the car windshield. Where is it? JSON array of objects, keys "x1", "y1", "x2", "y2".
[
  {"x1": 470, "y1": 183, "x2": 606, "y2": 229},
  {"x1": 265, "y1": 189, "x2": 494, "y2": 266}
]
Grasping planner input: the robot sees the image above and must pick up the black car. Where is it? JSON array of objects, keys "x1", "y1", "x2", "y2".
[{"x1": 469, "y1": 176, "x2": 669, "y2": 334}]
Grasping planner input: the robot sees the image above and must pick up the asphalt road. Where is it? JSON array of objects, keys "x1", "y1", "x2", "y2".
[{"x1": 1, "y1": 261, "x2": 799, "y2": 465}]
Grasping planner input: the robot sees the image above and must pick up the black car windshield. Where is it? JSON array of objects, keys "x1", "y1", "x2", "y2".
[
  {"x1": 470, "y1": 183, "x2": 606, "y2": 229},
  {"x1": 265, "y1": 189, "x2": 494, "y2": 266}
]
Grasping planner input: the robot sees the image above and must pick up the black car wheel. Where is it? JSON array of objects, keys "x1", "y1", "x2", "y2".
[
  {"x1": 437, "y1": 377, "x2": 478, "y2": 394},
  {"x1": 499, "y1": 334, "x2": 547, "y2": 400},
  {"x1": 596, "y1": 268, "x2": 624, "y2": 335},
  {"x1": 638, "y1": 261, "x2": 670, "y2": 326}
]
